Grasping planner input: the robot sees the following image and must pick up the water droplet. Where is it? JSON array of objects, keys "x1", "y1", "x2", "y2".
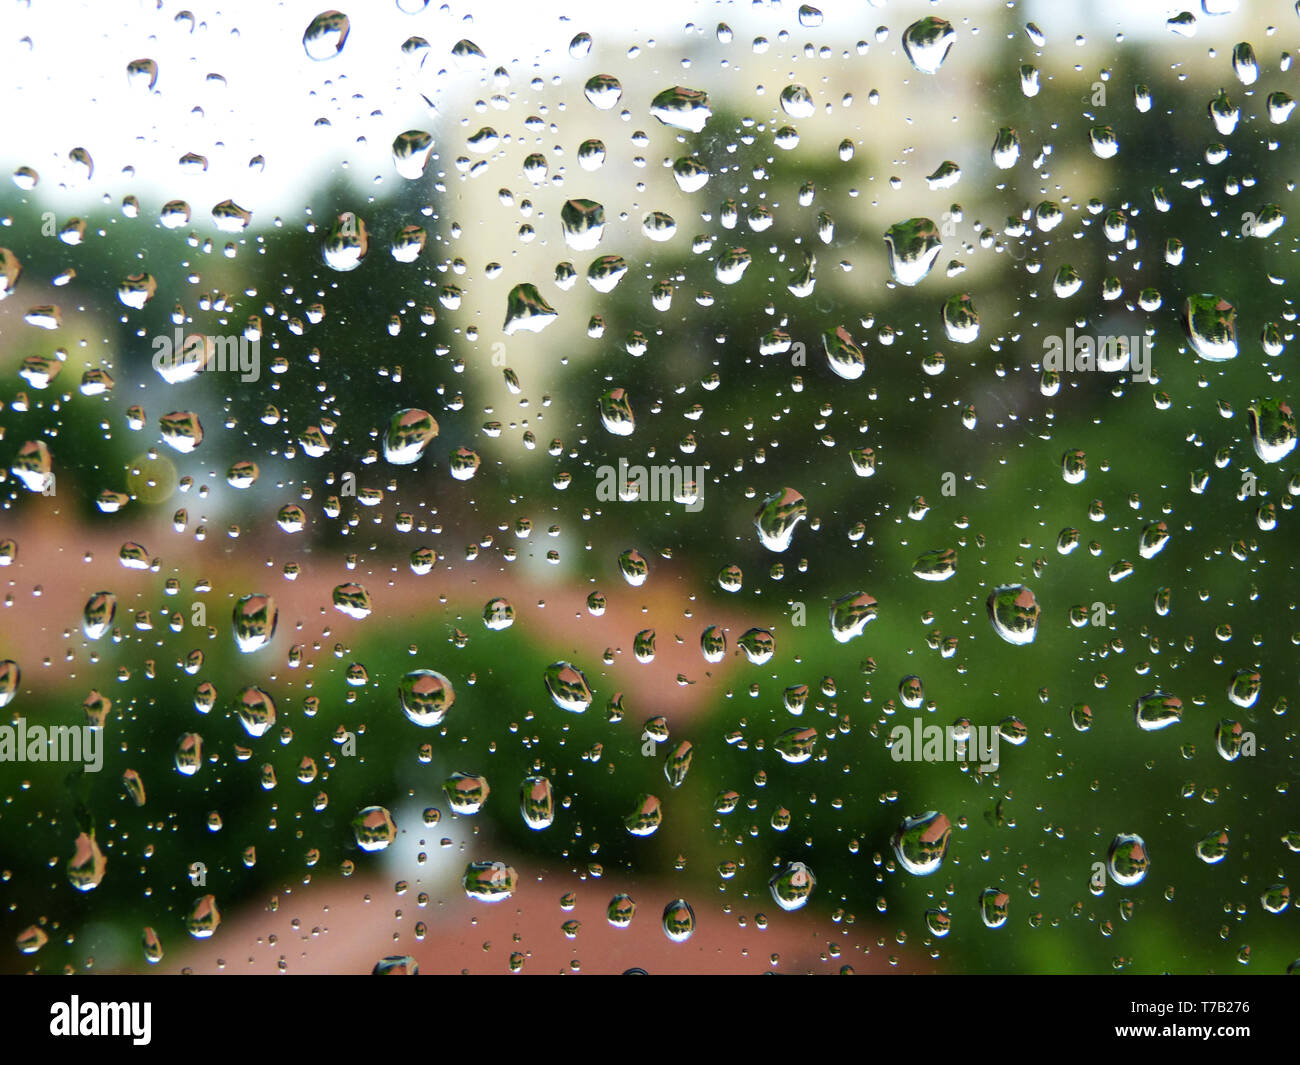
[
  {"x1": 1227, "y1": 668, "x2": 1261, "y2": 708},
  {"x1": 502, "y1": 282, "x2": 557, "y2": 335},
  {"x1": 234, "y1": 685, "x2": 276, "y2": 738},
  {"x1": 1135, "y1": 691, "x2": 1183, "y2": 731},
  {"x1": 517, "y1": 775, "x2": 554, "y2": 830},
  {"x1": 159, "y1": 410, "x2": 203, "y2": 453},
  {"x1": 902, "y1": 17, "x2": 956, "y2": 74},
  {"x1": 67, "y1": 832, "x2": 107, "y2": 891},
  {"x1": 650, "y1": 86, "x2": 712, "y2": 132},
  {"x1": 584, "y1": 74, "x2": 623, "y2": 110},
  {"x1": 450, "y1": 38, "x2": 485, "y2": 67},
  {"x1": 233, "y1": 594, "x2": 277, "y2": 652},
  {"x1": 774, "y1": 726, "x2": 818, "y2": 763},
  {"x1": 913, "y1": 548, "x2": 957, "y2": 581},
  {"x1": 986, "y1": 584, "x2": 1040, "y2": 645},
  {"x1": 598, "y1": 388, "x2": 635, "y2": 436},
  {"x1": 1089, "y1": 125, "x2": 1119, "y2": 159},
  {"x1": 754, "y1": 487, "x2": 806, "y2": 552},
  {"x1": 1248, "y1": 398, "x2": 1296, "y2": 463},
  {"x1": 1196, "y1": 828, "x2": 1230, "y2": 864},
  {"x1": 662, "y1": 898, "x2": 696, "y2": 941},
  {"x1": 779, "y1": 84, "x2": 815, "y2": 118},
  {"x1": 1107, "y1": 833, "x2": 1149, "y2": 886},
  {"x1": 352, "y1": 806, "x2": 396, "y2": 851},
  {"x1": 392, "y1": 130, "x2": 435, "y2": 180},
  {"x1": 892, "y1": 812, "x2": 951, "y2": 876},
  {"x1": 544, "y1": 661, "x2": 593, "y2": 713},
  {"x1": 399, "y1": 669, "x2": 454, "y2": 726},
  {"x1": 770, "y1": 861, "x2": 816, "y2": 911},
  {"x1": 174, "y1": 732, "x2": 203, "y2": 775},
  {"x1": 715, "y1": 246, "x2": 752, "y2": 284},
  {"x1": 303, "y1": 11, "x2": 350, "y2": 61},
  {"x1": 738, "y1": 627, "x2": 775, "y2": 664},
  {"x1": 463, "y1": 860, "x2": 516, "y2": 902},
  {"x1": 569, "y1": 32, "x2": 592, "y2": 60},
  {"x1": 991, "y1": 127, "x2": 1020, "y2": 169},
  {"x1": 664, "y1": 740, "x2": 693, "y2": 788},
  {"x1": 617, "y1": 548, "x2": 649, "y2": 586},
  {"x1": 829, "y1": 591, "x2": 878, "y2": 643},
  {"x1": 322, "y1": 212, "x2": 368, "y2": 272},
  {"x1": 560, "y1": 198, "x2": 606, "y2": 251},
  {"x1": 185, "y1": 895, "x2": 221, "y2": 938},
  {"x1": 979, "y1": 888, "x2": 1010, "y2": 928},
  {"x1": 384, "y1": 408, "x2": 438, "y2": 465},
  {"x1": 884, "y1": 218, "x2": 942, "y2": 286},
  {"x1": 822, "y1": 326, "x2": 865, "y2": 380},
  {"x1": 607, "y1": 893, "x2": 637, "y2": 927},
  {"x1": 942, "y1": 293, "x2": 980, "y2": 343},
  {"x1": 332, "y1": 582, "x2": 372, "y2": 619},
  {"x1": 625, "y1": 794, "x2": 663, "y2": 836},
  {"x1": 80, "y1": 591, "x2": 116, "y2": 640},
  {"x1": 672, "y1": 157, "x2": 710, "y2": 193},
  {"x1": 444, "y1": 772, "x2": 490, "y2": 814}
]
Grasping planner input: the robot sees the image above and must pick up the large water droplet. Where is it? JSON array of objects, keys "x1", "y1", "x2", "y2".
[
  {"x1": 662, "y1": 898, "x2": 696, "y2": 941},
  {"x1": 384, "y1": 408, "x2": 438, "y2": 465},
  {"x1": 560, "y1": 198, "x2": 606, "y2": 251},
  {"x1": 322, "y1": 212, "x2": 368, "y2": 272},
  {"x1": 185, "y1": 895, "x2": 221, "y2": 938},
  {"x1": 519, "y1": 775, "x2": 555, "y2": 830},
  {"x1": 986, "y1": 584, "x2": 1040, "y2": 645},
  {"x1": 544, "y1": 661, "x2": 593, "y2": 713},
  {"x1": 779, "y1": 84, "x2": 815, "y2": 118},
  {"x1": 399, "y1": 669, "x2": 454, "y2": 726},
  {"x1": 607, "y1": 894, "x2": 636, "y2": 927},
  {"x1": 352, "y1": 806, "x2": 396, "y2": 852},
  {"x1": 942, "y1": 293, "x2": 980, "y2": 343},
  {"x1": 979, "y1": 888, "x2": 1010, "y2": 928},
  {"x1": 822, "y1": 326, "x2": 865, "y2": 379},
  {"x1": 884, "y1": 218, "x2": 942, "y2": 286},
  {"x1": 1134, "y1": 691, "x2": 1183, "y2": 731},
  {"x1": 233, "y1": 593, "x2": 277, "y2": 652},
  {"x1": 913, "y1": 548, "x2": 957, "y2": 581},
  {"x1": 1227, "y1": 668, "x2": 1261, "y2": 708},
  {"x1": 502, "y1": 282, "x2": 558, "y2": 336},
  {"x1": 991, "y1": 127, "x2": 1020, "y2": 168},
  {"x1": 83, "y1": 591, "x2": 117, "y2": 640},
  {"x1": 754, "y1": 487, "x2": 806, "y2": 552},
  {"x1": 650, "y1": 86, "x2": 712, "y2": 132},
  {"x1": 445, "y1": 772, "x2": 490, "y2": 814},
  {"x1": 1107, "y1": 833, "x2": 1149, "y2": 886},
  {"x1": 67, "y1": 832, "x2": 107, "y2": 891},
  {"x1": 234, "y1": 685, "x2": 276, "y2": 738},
  {"x1": 1248, "y1": 398, "x2": 1296, "y2": 463},
  {"x1": 392, "y1": 130, "x2": 435, "y2": 180},
  {"x1": 774, "y1": 726, "x2": 817, "y2": 763},
  {"x1": 463, "y1": 860, "x2": 516, "y2": 902},
  {"x1": 769, "y1": 861, "x2": 816, "y2": 911},
  {"x1": 892, "y1": 812, "x2": 951, "y2": 876},
  {"x1": 1181, "y1": 294, "x2": 1238, "y2": 361},
  {"x1": 332, "y1": 582, "x2": 372, "y2": 619},
  {"x1": 625, "y1": 793, "x2": 663, "y2": 836},
  {"x1": 303, "y1": 11, "x2": 350, "y2": 61},
  {"x1": 664, "y1": 740, "x2": 694, "y2": 788},
  {"x1": 829, "y1": 591, "x2": 878, "y2": 643},
  {"x1": 584, "y1": 74, "x2": 623, "y2": 110},
  {"x1": 598, "y1": 388, "x2": 635, "y2": 435},
  {"x1": 902, "y1": 17, "x2": 956, "y2": 74}
]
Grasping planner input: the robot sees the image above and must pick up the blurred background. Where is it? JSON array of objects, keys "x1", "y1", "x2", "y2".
[{"x1": 0, "y1": 0, "x2": 1295, "y2": 973}]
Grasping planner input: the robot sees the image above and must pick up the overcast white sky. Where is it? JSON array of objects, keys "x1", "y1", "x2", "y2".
[{"x1": 0, "y1": 0, "x2": 1246, "y2": 225}]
